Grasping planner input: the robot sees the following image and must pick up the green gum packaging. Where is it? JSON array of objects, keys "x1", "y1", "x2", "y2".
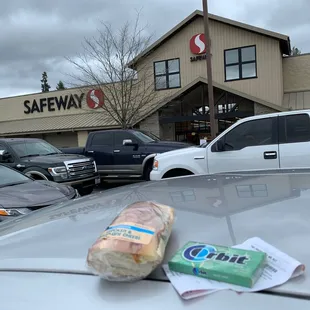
[{"x1": 168, "y1": 241, "x2": 267, "y2": 288}]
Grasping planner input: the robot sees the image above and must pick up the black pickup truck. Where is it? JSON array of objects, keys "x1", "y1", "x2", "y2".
[
  {"x1": 0, "y1": 138, "x2": 100, "y2": 195},
  {"x1": 59, "y1": 129, "x2": 190, "y2": 181}
]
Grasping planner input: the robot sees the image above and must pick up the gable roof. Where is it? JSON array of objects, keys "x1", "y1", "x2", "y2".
[
  {"x1": 133, "y1": 76, "x2": 287, "y2": 125},
  {"x1": 128, "y1": 10, "x2": 291, "y2": 68}
]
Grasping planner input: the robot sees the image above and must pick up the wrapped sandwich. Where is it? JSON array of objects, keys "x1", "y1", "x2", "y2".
[{"x1": 87, "y1": 201, "x2": 175, "y2": 282}]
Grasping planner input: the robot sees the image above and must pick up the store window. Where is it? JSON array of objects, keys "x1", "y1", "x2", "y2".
[
  {"x1": 224, "y1": 45, "x2": 257, "y2": 81},
  {"x1": 217, "y1": 103, "x2": 237, "y2": 113},
  {"x1": 154, "y1": 58, "x2": 181, "y2": 90}
]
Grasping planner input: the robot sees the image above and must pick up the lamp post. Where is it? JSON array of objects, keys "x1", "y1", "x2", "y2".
[{"x1": 202, "y1": 0, "x2": 217, "y2": 139}]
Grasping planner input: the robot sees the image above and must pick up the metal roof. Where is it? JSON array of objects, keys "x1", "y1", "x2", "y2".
[
  {"x1": 0, "y1": 113, "x2": 119, "y2": 136},
  {"x1": 128, "y1": 10, "x2": 291, "y2": 68}
]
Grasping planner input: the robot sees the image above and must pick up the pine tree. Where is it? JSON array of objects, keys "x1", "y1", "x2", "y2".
[
  {"x1": 41, "y1": 72, "x2": 51, "y2": 92},
  {"x1": 291, "y1": 46, "x2": 301, "y2": 56},
  {"x1": 56, "y1": 80, "x2": 66, "y2": 90}
]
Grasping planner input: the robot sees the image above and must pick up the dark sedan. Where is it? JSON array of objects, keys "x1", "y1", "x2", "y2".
[{"x1": 0, "y1": 164, "x2": 77, "y2": 221}]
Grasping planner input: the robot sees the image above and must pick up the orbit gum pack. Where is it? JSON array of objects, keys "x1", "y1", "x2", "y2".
[{"x1": 168, "y1": 241, "x2": 267, "y2": 288}]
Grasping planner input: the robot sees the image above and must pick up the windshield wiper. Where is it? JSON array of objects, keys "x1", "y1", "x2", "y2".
[
  {"x1": 44, "y1": 152, "x2": 60, "y2": 156},
  {"x1": 19, "y1": 154, "x2": 41, "y2": 158}
]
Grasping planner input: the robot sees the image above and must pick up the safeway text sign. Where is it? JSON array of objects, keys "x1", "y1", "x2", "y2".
[
  {"x1": 23, "y1": 88, "x2": 105, "y2": 114},
  {"x1": 24, "y1": 93, "x2": 84, "y2": 114}
]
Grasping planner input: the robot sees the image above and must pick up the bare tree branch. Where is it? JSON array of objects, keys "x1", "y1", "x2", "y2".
[{"x1": 65, "y1": 10, "x2": 162, "y2": 129}]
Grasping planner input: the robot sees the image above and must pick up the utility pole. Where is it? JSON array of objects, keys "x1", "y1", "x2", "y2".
[{"x1": 202, "y1": 0, "x2": 217, "y2": 139}]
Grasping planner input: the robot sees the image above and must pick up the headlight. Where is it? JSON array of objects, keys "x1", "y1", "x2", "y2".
[
  {"x1": 48, "y1": 166, "x2": 68, "y2": 179},
  {"x1": 0, "y1": 208, "x2": 32, "y2": 217},
  {"x1": 153, "y1": 160, "x2": 159, "y2": 171}
]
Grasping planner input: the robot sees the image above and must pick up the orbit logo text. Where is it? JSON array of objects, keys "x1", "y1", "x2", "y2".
[
  {"x1": 182, "y1": 244, "x2": 249, "y2": 264},
  {"x1": 183, "y1": 244, "x2": 216, "y2": 262},
  {"x1": 86, "y1": 89, "x2": 104, "y2": 109}
]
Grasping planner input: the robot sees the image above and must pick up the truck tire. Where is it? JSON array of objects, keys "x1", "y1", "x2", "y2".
[
  {"x1": 23, "y1": 167, "x2": 51, "y2": 181},
  {"x1": 78, "y1": 186, "x2": 94, "y2": 196}
]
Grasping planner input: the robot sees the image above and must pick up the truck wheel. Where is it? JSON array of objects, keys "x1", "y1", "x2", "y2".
[
  {"x1": 24, "y1": 168, "x2": 50, "y2": 181},
  {"x1": 143, "y1": 161, "x2": 154, "y2": 181},
  {"x1": 78, "y1": 186, "x2": 94, "y2": 196}
]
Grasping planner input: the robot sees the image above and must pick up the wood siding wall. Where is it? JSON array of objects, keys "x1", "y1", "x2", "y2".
[{"x1": 137, "y1": 16, "x2": 284, "y2": 108}]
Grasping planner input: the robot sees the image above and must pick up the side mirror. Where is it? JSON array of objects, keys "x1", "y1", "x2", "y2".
[
  {"x1": 123, "y1": 139, "x2": 133, "y2": 146},
  {"x1": 0, "y1": 150, "x2": 13, "y2": 163}
]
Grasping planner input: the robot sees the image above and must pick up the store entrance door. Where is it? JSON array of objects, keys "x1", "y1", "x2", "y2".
[{"x1": 175, "y1": 120, "x2": 210, "y2": 145}]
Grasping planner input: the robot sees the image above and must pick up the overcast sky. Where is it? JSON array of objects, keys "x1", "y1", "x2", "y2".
[{"x1": 0, "y1": 0, "x2": 308, "y2": 98}]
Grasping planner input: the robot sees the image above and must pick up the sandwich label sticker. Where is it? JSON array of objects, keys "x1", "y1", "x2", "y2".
[{"x1": 101, "y1": 222, "x2": 155, "y2": 244}]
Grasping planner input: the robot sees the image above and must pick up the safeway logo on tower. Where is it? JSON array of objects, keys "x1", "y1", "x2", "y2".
[
  {"x1": 189, "y1": 33, "x2": 206, "y2": 55},
  {"x1": 86, "y1": 89, "x2": 104, "y2": 109}
]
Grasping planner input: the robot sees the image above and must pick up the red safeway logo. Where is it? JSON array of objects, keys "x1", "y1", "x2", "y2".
[
  {"x1": 86, "y1": 89, "x2": 104, "y2": 109},
  {"x1": 189, "y1": 33, "x2": 206, "y2": 55}
]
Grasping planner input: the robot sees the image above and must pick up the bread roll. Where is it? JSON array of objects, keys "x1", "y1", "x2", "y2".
[{"x1": 87, "y1": 201, "x2": 174, "y2": 281}]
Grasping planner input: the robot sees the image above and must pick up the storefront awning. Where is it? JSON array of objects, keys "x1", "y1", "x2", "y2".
[{"x1": 0, "y1": 112, "x2": 118, "y2": 136}]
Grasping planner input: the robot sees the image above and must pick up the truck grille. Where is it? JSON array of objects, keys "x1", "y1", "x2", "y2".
[{"x1": 65, "y1": 159, "x2": 96, "y2": 178}]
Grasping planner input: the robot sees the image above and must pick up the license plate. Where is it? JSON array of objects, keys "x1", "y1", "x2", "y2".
[{"x1": 95, "y1": 178, "x2": 101, "y2": 185}]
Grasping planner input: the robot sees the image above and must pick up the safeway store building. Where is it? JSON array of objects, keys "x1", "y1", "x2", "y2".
[{"x1": 0, "y1": 10, "x2": 310, "y2": 147}]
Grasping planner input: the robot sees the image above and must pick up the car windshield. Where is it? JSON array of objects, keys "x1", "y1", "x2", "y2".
[
  {"x1": 10, "y1": 141, "x2": 61, "y2": 158},
  {"x1": 0, "y1": 165, "x2": 31, "y2": 188},
  {"x1": 132, "y1": 130, "x2": 160, "y2": 143}
]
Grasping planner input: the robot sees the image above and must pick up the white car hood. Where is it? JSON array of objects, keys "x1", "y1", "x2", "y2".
[{"x1": 156, "y1": 146, "x2": 201, "y2": 159}]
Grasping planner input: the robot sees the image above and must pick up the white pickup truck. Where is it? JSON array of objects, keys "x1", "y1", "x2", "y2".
[{"x1": 150, "y1": 109, "x2": 310, "y2": 180}]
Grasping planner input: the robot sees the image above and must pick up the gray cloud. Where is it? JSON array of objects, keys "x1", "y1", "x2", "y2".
[
  {"x1": 235, "y1": 0, "x2": 309, "y2": 50},
  {"x1": 0, "y1": 0, "x2": 308, "y2": 97}
]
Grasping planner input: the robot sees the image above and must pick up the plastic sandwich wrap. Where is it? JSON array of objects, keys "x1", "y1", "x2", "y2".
[{"x1": 86, "y1": 201, "x2": 175, "y2": 282}]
